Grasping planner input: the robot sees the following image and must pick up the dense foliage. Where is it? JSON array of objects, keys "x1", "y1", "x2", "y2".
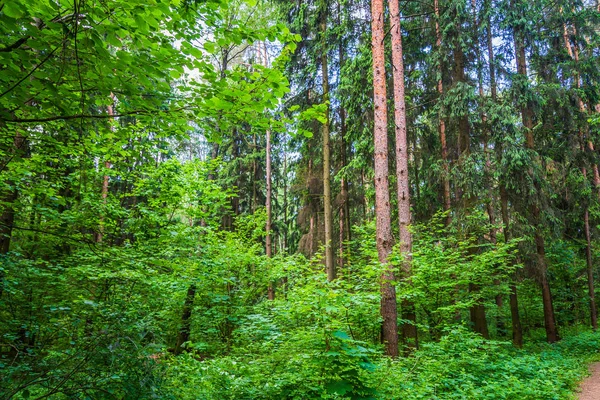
[{"x1": 2, "y1": 0, "x2": 600, "y2": 399}]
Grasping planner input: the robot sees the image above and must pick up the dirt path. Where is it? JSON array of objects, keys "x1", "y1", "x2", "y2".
[{"x1": 578, "y1": 363, "x2": 600, "y2": 400}]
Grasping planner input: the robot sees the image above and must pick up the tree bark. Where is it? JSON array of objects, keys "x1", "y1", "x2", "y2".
[
  {"x1": 283, "y1": 138, "x2": 289, "y2": 253},
  {"x1": 266, "y1": 127, "x2": 274, "y2": 300},
  {"x1": 372, "y1": 0, "x2": 398, "y2": 358},
  {"x1": 563, "y1": 20, "x2": 598, "y2": 330},
  {"x1": 434, "y1": 0, "x2": 451, "y2": 224},
  {"x1": 261, "y1": 41, "x2": 275, "y2": 300},
  {"x1": 0, "y1": 132, "x2": 22, "y2": 255},
  {"x1": 389, "y1": 0, "x2": 418, "y2": 351},
  {"x1": 499, "y1": 184, "x2": 524, "y2": 347},
  {"x1": 584, "y1": 204, "x2": 598, "y2": 330},
  {"x1": 0, "y1": 131, "x2": 24, "y2": 298},
  {"x1": 338, "y1": 18, "x2": 350, "y2": 271},
  {"x1": 320, "y1": 5, "x2": 335, "y2": 281}
]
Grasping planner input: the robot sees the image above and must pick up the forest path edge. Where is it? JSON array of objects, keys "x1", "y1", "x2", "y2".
[{"x1": 578, "y1": 362, "x2": 600, "y2": 400}]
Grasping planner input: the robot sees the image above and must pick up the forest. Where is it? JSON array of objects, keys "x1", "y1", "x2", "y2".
[{"x1": 2, "y1": 0, "x2": 600, "y2": 398}]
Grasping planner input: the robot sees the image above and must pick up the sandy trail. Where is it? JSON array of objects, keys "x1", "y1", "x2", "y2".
[{"x1": 579, "y1": 363, "x2": 600, "y2": 400}]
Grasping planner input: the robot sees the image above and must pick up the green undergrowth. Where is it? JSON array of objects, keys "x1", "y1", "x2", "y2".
[{"x1": 162, "y1": 328, "x2": 600, "y2": 400}]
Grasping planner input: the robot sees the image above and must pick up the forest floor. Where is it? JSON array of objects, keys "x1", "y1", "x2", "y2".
[{"x1": 578, "y1": 363, "x2": 600, "y2": 400}]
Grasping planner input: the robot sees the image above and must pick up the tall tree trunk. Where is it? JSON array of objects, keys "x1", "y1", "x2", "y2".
[
  {"x1": 266, "y1": 126, "x2": 275, "y2": 300},
  {"x1": 0, "y1": 133, "x2": 23, "y2": 255},
  {"x1": 434, "y1": 0, "x2": 451, "y2": 224},
  {"x1": 512, "y1": 1, "x2": 559, "y2": 343},
  {"x1": 499, "y1": 184, "x2": 524, "y2": 347},
  {"x1": 0, "y1": 131, "x2": 25, "y2": 298},
  {"x1": 320, "y1": 6, "x2": 335, "y2": 281},
  {"x1": 252, "y1": 133, "x2": 258, "y2": 213},
  {"x1": 0, "y1": 182, "x2": 18, "y2": 255},
  {"x1": 477, "y1": 0, "x2": 496, "y2": 247},
  {"x1": 564, "y1": 20, "x2": 598, "y2": 330},
  {"x1": 261, "y1": 41, "x2": 275, "y2": 300},
  {"x1": 584, "y1": 207, "x2": 598, "y2": 330},
  {"x1": 372, "y1": 0, "x2": 398, "y2": 358},
  {"x1": 338, "y1": 16, "x2": 350, "y2": 271},
  {"x1": 283, "y1": 137, "x2": 289, "y2": 253},
  {"x1": 389, "y1": 0, "x2": 418, "y2": 351}
]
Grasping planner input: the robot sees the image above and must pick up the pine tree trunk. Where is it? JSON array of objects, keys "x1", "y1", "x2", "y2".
[
  {"x1": 262, "y1": 42, "x2": 275, "y2": 300},
  {"x1": 321, "y1": 8, "x2": 335, "y2": 281},
  {"x1": 0, "y1": 129, "x2": 20, "y2": 255},
  {"x1": 499, "y1": 184, "x2": 524, "y2": 346},
  {"x1": 509, "y1": 283, "x2": 523, "y2": 347},
  {"x1": 338, "y1": 31, "x2": 350, "y2": 270},
  {"x1": 564, "y1": 21, "x2": 598, "y2": 330},
  {"x1": 372, "y1": 0, "x2": 398, "y2": 358},
  {"x1": 283, "y1": 139, "x2": 289, "y2": 252},
  {"x1": 584, "y1": 206, "x2": 598, "y2": 330},
  {"x1": 266, "y1": 127, "x2": 275, "y2": 300},
  {"x1": 434, "y1": 0, "x2": 451, "y2": 224},
  {"x1": 389, "y1": 0, "x2": 418, "y2": 351},
  {"x1": 0, "y1": 130, "x2": 20, "y2": 297}
]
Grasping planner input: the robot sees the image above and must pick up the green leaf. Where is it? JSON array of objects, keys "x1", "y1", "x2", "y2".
[
  {"x1": 203, "y1": 41, "x2": 216, "y2": 54},
  {"x1": 3, "y1": 2, "x2": 25, "y2": 18},
  {"x1": 333, "y1": 330, "x2": 351, "y2": 340}
]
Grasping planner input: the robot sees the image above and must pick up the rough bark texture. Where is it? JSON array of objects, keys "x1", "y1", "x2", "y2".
[
  {"x1": 389, "y1": 0, "x2": 417, "y2": 351},
  {"x1": 513, "y1": 8, "x2": 559, "y2": 343},
  {"x1": 434, "y1": 0, "x2": 451, "y2": 224},
  {"x1": 372, "y1": 0, "x2": 398, "y2": 358},
  {"x1": 321, "y1": 8, "x2": 335, "y2": 281}
]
